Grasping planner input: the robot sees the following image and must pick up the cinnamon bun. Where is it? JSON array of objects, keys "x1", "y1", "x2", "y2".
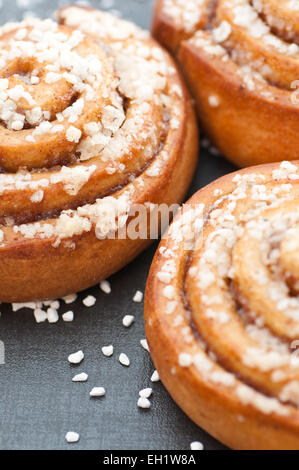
[
  {"x1": 145, "y1": 160, "x2": 299, "y2": 449},
  {"x1": 0, "y1": 6, "x2": 198, "y2": 302},
  {"x1": 153, "y1": 0, "x2": 299, "y2": 167}
]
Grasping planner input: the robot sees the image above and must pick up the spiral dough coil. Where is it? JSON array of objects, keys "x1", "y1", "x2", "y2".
[
  {"x1": 145, "y1": 160, "x2": 299, "y2": 450},
  {"x1": 0, "y1": 6, "x2": 198, "y2": 302},
  {"x1": 153, "y1": 0, "x2": 299, "y2": 167}
]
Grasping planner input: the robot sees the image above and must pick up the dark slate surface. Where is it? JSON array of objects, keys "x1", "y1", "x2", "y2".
[{"x1": 0, "y1": 0, "x2": 236, "y2": 450}]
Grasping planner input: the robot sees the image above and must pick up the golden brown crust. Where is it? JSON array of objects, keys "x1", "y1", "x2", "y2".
[
  {"x1": 145, "y1": 160, "x2": 299, "y2": 449},
  {"x1": 0, "y1": 6, "x2": 198, "y2": 302},
  {"x1": 152, "y1": 0, "x2": 194, "y2": 53},
  {"x1": 152, "y1": 0, "x2": 299, "y2": 168}
]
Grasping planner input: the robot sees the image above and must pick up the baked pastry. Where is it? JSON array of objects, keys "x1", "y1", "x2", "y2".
[
  {"x1": 0, "y1": 6, "x2": 198, "y2": 302},
  {"x1": 153, "y1": 0, "x2": 299, "y2": 168},
  {"x1": 145, "y1": 160, "x2": 299, "y2": 449}
]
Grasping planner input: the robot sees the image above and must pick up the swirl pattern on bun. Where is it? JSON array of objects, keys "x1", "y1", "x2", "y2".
[
  {"x1": 153, "y1": 0, "x2": 299, "y2": 167},
  {"x1": 0, "y1": 6, "x2": 198, "y2": 302},
  {"x1": 145, "y1": 160, "x2": 299, "y2": 450}
]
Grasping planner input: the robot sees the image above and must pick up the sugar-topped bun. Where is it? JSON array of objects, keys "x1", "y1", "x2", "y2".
[
  {"x1": 153, "y1": 0, "x2": 299, "y2": 167},
  {"x1": 0, "y1": 6, "x2": 198, "y2": 302},
  {"x1": 145, "y1": 160, "x2": 299, "y2": 450}
]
